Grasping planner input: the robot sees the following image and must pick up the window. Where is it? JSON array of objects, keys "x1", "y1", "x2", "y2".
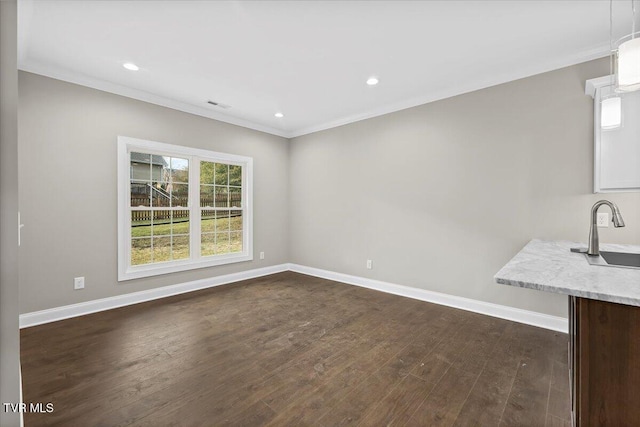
[{"x1": 118, "y1": 136, "x2": 253, "y2": 280}]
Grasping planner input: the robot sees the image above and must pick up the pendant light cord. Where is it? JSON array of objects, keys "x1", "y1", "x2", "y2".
[
  {"x1": 611, "y1": 0, "x2": 615, "y2": 85},
  {"x1": 632, "y1": 0, "x2": 636, "y2": 39}
]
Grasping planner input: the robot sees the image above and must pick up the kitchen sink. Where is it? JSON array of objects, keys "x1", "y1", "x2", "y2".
[
  {"x1": 600, "y1": 251, "x2": 640, "y2": 268},
  {"x1": 578, "y1": 250, "x2": 640, "y2": 270}
]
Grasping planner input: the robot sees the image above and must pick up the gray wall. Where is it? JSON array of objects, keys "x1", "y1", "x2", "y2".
[
  {"x1": 1, "y1": 1, "x2": 21, "y2": 425},
  {"x1": 19, "y1": 72, "x2": 290, "y2": 313},
  {"x1": 19, "y1": 58, "x2": 640, "y2": 320},
  {"x1": 289, "y1": 58, "x2": 640, "y2": 318}
]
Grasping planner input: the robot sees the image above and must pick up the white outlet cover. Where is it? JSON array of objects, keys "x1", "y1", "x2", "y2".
[
  {"x1": 74, "y1": 277, "x2": 85, "y2": 289},
  {"x1": 597, "y1": 212, "x2": 609, "y2": 227}
]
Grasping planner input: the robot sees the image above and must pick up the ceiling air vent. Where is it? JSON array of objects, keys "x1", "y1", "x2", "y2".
[{"x1": 207, "y1": 100, "x2": 231, "y2": 109}]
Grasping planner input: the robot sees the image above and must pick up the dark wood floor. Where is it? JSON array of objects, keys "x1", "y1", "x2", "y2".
[{"x1": 21, "y1": 272, "x2": 570, "y2": 426}]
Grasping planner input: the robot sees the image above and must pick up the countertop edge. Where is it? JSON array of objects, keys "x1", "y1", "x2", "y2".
[
  {"x1": 495, "y1": 239, "x2": 640, "y2": 307},
  {"x1": 496, "y1": 276, "x2": 638, "y2": 306}
]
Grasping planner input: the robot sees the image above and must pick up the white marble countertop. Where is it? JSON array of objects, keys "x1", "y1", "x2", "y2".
[{"x1": 495, "y1": 239, "x2": 640, "y2": 306}]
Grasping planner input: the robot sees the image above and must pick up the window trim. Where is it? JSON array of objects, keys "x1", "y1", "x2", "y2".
[{"x1": 117, "y1": 136, "x2": 253, "y2": 281}]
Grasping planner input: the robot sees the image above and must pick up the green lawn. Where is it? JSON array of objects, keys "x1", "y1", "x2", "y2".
[
  {"x1": 131, "y1": 215, "x2": 243, "y2": 265},
  {"x1": 131, "y1": 215, "x2": 241, "y2": 237}
]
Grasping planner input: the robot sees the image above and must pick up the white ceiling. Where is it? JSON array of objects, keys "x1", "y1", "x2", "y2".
[{"x1": 18, "y1": 1, "x2": 633, "y2": 138}]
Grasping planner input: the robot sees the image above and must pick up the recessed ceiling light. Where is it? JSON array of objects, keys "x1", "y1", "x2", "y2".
[
  {"x1": 366, "y1": 77, "x2": 379, "y2": 86},
  {"x1": 274, "y1": 112, "x2": 284, "y2": 118},
  {"x1": 123, "y1": 62, "x2": 139, "y2": 71}
]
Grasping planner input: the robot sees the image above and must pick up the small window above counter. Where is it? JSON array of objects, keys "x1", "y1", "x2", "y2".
[{"x1": 586, "y1": 75, "x2": 640, "y2": 193}]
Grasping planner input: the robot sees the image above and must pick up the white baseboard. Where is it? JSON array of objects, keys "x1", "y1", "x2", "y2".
[
  {"x1": 19, "y1": 264, "x2": 289, "y2": 328},
  {"x1": 20, "y1": 262, "x2": 567, "y2": 333},
  {"x1": 288, "y1": 263, "x2": 568, "y2": 333}
]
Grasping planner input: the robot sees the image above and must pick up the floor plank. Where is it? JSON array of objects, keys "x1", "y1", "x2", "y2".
[
  {"x1": 20, "y1": 271, "x2": 569, "y2": 426},
  {"x1": 405, "y1": 366, "x2": 480, "y2": 426},
  {"x1": 357, "y1": 374, "x2": 430, "y2": 426},
  {"x1": 499, "y1": 355, "x2": 554, "y2": 427},
  {"x1": 546, "y1": 413, "x2": 571, "y2": 427}
]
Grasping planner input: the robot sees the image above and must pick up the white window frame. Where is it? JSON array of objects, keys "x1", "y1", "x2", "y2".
[{"x1": 117, "y1": 136, "x2": 253, "y2": 281}]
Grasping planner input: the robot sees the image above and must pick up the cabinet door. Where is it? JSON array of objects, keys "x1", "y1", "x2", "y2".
[
  {"x1": 569, "y1": 296, "x2": 576, "y2": 426},
  {"x1": 590, "y1": 80, "x2": 640, "y2": 193},
  {"x1": 575, "y1": 297, "x2": 640, "y2": 425}
]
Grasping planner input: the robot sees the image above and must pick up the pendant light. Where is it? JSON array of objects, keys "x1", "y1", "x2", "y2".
[{"x1": 614, "y1": 0, "x2": 640, "y2": 92}]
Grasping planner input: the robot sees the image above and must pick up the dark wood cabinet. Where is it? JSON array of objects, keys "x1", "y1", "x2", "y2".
[{"x1": 569, "y1": 296, "x2": 640, "y2": 426}]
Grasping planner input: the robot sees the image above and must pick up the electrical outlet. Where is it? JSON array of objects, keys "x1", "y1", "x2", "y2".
[
  {"x1": 597, "y1": 212, "x2": 609, "y2": 228},
  {"x1": 74, "y1": 277, "x2": 85, "y2": 290},
  {"x1": 259, "y1": 251, "x2": 265, "y2": 260},
  {"x1": 366, "y1": 259, "x2": 373, "y2": 269}
]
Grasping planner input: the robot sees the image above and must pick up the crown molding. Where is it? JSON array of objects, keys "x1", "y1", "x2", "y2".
[
  {"x1": 288, "y1": 43, "x2": 611, "y2": 138},
  {"x1": 18, "y1": 60, "x2": 292, "y2": 139},
  {"x1": 20, "y1": 42, "x2": 610, "y2": 141},
  {"x1": 585, "y1": 74, "x2": 614, "y2": 98}
]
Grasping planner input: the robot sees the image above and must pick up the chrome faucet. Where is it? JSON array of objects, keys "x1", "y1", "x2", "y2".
[{"x1": 588, "y1": 200, "x2": 625, "y2": 256}]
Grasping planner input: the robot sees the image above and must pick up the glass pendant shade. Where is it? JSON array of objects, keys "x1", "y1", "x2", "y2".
[
  {"x1": 615, "y1": 34, "x2": 640, "y2": 92},
  {"x1": 601, "y1": 95, "x2": 622, "y2": 129}
]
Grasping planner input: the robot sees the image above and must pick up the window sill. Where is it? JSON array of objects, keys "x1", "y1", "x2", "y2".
[{"x1": 118, "y1": 253, "x2": 254, "y2": 281}]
